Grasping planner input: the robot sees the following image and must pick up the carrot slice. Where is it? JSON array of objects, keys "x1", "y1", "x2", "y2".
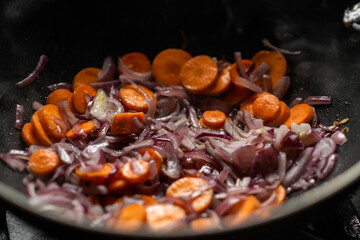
[
  {"x1": 75, "y1": 163, "x2": 113, "y2": 183},
  {"x1": 111, "y1": 112, "x2": 145, "y2": 135},
  {"x1": 274, "y1": 185, "x2": 286, "y2": 204},
  {"x1": 204, "y1": 66, "x2": 231, "y2": 96},
  {"x1": 72, "y1": 84, "x2": 97, "y2": 114},
  {"x1": 266, "y1": 101, "x2": 291, "y2": 127},
  {"x1": 38, "y1": 104, "x2": 67, "y2": 141},
  {"x1": 180, "y1": 55, "x2": 218, "y2": 94},
  {"x1": 145, "y1": 203, "x2": 187, "y2": 232},
  {"x1": 166, "y1": 177, "x2": 213, "y2": 213},
  {"x1": 31, "y1": 111, "x2": 53, "y2": 146},
  {"x1": 251, "y1": 50, "x2": 287, "y2": 89},
  {"x1": 190, "y1": 217, "x2": 215, "y2": 232},
  {"x1": 240, "y1": 94, "x2": 260, "y2": 116},
  {"x1": 107, "y1": 203, "x2": 146, "y2": 232},
  {"x1": 119, "y1": 52, "x2": 151, "y2": 74},
  {"x1": 118, "y1": 84, "x2": 154, "y2": 113},
  {"x1": 140, "y1": 148, "x2": 163, "y2": 173},
  {"x1": 66, "y1": 120, "x2": 98, "y2": 139},
  {"x1": 46, "y1": 89, "x2": 74, "y2": 112},
  {"x1": 120, "y1": 159, "x2": 150, "y2": 184},
  {"x1": 253, "y1": 93, "x2": 281, "y2": 122},
  {"x1": 283, "y1": 103, "x2": 314, "y2": 128},
  {"x1": 21, "y1": 123, "x2": 42, "y2": 146},
  {"x1": 152, "y1": 49, "x2": 192, "y2": 86},
  {"x1": 199, "y1": 110, "x2": 226, "y2": 129},
  {"x1": 108, "y1": 179, "x2": 128, "y2": 192},
  {"x1": 72, "y1": 67, "x2": 101, "y2": 91},
  {"x1": 226, "y1": 195, "x2": 260, "y2": 228},
  {"x1": 28, "y1": 149, "x2": 60, "y2": 175}
]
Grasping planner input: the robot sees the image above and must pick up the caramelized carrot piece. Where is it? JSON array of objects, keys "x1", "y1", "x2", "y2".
[
  {"x1": 240, "y1": 94, "x2": 260, "y2": 117},
  {"x1": 28, "y1": 149, "x2": 60, "y2": 175},
  {"x1": 31, "y1": 111, "x2": 53, "y2": 146},
  {"x1": 46, "y1": 89, "x2": 74, "y2": 111},
  {"x1": 266, "y1": 101, "x2": 291, "y2": 127},
  {"x1": 118, "y1": 84, "x2": 154, "y2": 113},
  {"x1": 199, "y1": 110, "x2": 226, "y2": 129},
  {"x1": 180, "y1": 55, "x2": 218, "y2": 94},
  {"x1": 119, "y1": 52, "x2": 151, "y2": 74},
  {"x1": 38, "y1": 104, "x2": 67, "y2": 141},
  {"x1": 190, "y1": 217, "x2": 215, "y2": 232},
  {"x1": 72, "y1": 67, "x2": 101, "y2": 91},
  {"x1": 283, "y1": 103, "x2": 314, "y2": 128},
  {"x1": 120, "y1": 160, "x2": 150, "y2": 184},
  {"x1": 108, "y1": 179, "x2": 128, "y2": 192},
  {"x1": 107, "y1": 203, "x2": 146, "y2": 232},
  {"x1": 72, "y1": 84, "x2": 97, "y2": 114},
  {"x1": 140, "y1": 148, "x2": 163, "y2": 173},
  {"x1": 226, "y1": 195, "x2": 260, "y2": 228},
  {"x1": 21, "y1": 123, "x2": 42, "y2": 146},
  {"x1": 145, "y1": 203, "x2": 187, "y2": 232},
  {"x1": 152, "y1": 49, "x2": 192, "y2": 86},
  {"x1": 66, "y1": 120, "x2": 98, "y2": 139},
  {"x1": 166, "y1": 177, "x2": 213, "y2": 213},
  {"x1": 252, "y1": 93, "x2": 281, "y2": 122},
  {"x1": 111, "y1": 112, "x2": 145, "y2": 135},
  {"x1": 274, "y1": 185, "x2": 286, "y2": 204},
  {"x1": 251, "y1": 50, "x2": 287, "y2": 89},
  {"x1": 204, "y1": 66, "x2": 231, "y2": 96},
  {"x1": 75, "y1": 163, "x2": 113, "y2": 183}
]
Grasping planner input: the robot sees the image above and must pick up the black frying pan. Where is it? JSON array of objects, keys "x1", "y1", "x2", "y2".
[{"x1": 0, "y1": 0, "x2": 360, "y2": 238}]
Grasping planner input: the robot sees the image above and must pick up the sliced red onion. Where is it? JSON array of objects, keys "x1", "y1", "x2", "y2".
[
  {"x1": 300, "y1": 129, "x2": 321, "y2": 147},
  {"x1": 195, "y1": 132, "x2": 231, "y2": 141},
  {"x1": 16, "y1": 55, "x2": 48, "y2": 88},
  {"x1": 271, "y1": 76, "x2": 290, "y2": 99},
  {"x1": 32, "y1": 101, "x2": 44, "y2": 111},
  {"x1": 118, "y1": 57, "x2": 152, "y2": 81},
  {"x1": 15, "y1": 104, "x2": 24, "y2": 130},
  {"x1": 0, "y1": 153, "x2": 27, "y2": 171},
  {"x1": 234, "y1": 52, "x2": 249, "y2": 79},
  {"x1": 261, "y1": 74, "x2": 272, "y2": 92},
  {"x1": 215, "y1": 195, "x2": 247, "y2": 216},
  {"x1": 90, "y1": 80, "x2": 121, "y2": 89},
  {"x1": 311, "y1": 107, "x2": 318, "y2": 128},
  {"x1": 289, "y1": 97, "x2": 303, "y2": 108},
  {"x1": 234, "y1": 75, "x2": 264, "y2": 93},
  {"x1": 47, "y1": 82, "x2": 71, "y2": 91},
  {"x1": 232, "y1": 145, "x2": 257, "y2": 171},
  {"x1": 162, "y1": 143, "x2": 182, "y2": 179},
  {"x1": 312, "y1": 138, "x2": 336, "y2": 159},
  {"x1": 57, "y1": 101, "x2": 78, "y2": 126},
  {"x1": 249, "y1": 63, "x2": 270, "y2": 83},
  {"x1": 98, "y1": 56, "x2": 115, "y2": 82},
  {"x1": 188, "y1": 107, "x2": 200, "y2": 128},
  {"x1": 317, "y1": 153, "x2": 338, "y2": 180},
  {"x1": 331, "y1": 131, "x2": 347, "y2": 146},
  {"x1": 155, "y1": 86, "x2": 190, "y2": 101},
  {"x1": 281, "y1": 131, "x2": 304, "y2": 149},
  {"x1": 262, "y1": 38, "x2": 301, "y2": 55},
  {"x1": 251, "y1": 144, "x2": 278, "y2": 176},
  {"x1": 304, "y1": 96, "x2": 332, "y2": 105}
]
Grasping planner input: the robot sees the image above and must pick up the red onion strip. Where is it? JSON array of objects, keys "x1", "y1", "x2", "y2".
[
  {"x1": 118, "y1": 57, "x2": 152, "y2": 81},
  {"x1": 234, "y1": 52, "x2": 249, "y2": 79},
  {"x1": 304, "y1": 96, "x2": 332, "y2": 105},
  {"x1": 47, "y1": 82, "x2": 71, "y2": 91},
  {"x1": 98, "y1": 56, "x2": 115, "y2": 82},
  {"x1": 15, "y1": 104, "x2": 24, "y2": 130},
  {"x1": 271, "y1": 76, "x2": 290, "y2": 99},
  {"x1": 262, "y1": 38, "x2": 301, "y2": 55},
  {"x1": 16, "y1": 55, "x2": 48, "y2": 88},
  {"x1": 234, "y1": 75, "x2": 264, "y2": 93}
]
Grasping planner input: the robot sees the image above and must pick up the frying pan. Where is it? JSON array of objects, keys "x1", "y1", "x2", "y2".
[{"x1": 0, "y1": 0, "x2": 360, "y2": 238}]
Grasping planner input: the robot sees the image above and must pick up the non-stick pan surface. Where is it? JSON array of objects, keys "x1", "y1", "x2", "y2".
[{"x1": 0, "y1": 0, "x2": 360, "y2": 238}]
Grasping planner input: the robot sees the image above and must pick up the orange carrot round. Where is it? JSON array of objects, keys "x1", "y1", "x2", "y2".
[
  {"x1": 205, "y1": 65, "x2": 231, "y2": 96},
  {"x1": 145, "y1": 203, "x2": 187, "y2": 232},
  {"x1": 120, "y1": 160, "x2": 150, "y2": 184},
  {"x1": 28, "y1": 149, "x2": 60, "y2": 175},
  {"x1": 31, "y1": 111, "x2": 53, "y2": 147},
  {"x1": 283, "y1": 103, "x2": 314, "y2": 128},
  {"x1": 266, "y1": 101, "x2": 291, "y2": 127},
  {"x1": 240, "y1": 94, "x2": 261, "y2": 117},
  {"x1": 180, "y1": 55, "x2": 218, "y2": 94},
  {"x1": 46, "y1": 89, "x2": 74, "y2": 111},
  {"x1": 66, "y1": 120, "x2": 98, "y2": 139},
  {"x1": 118, "y1": 84, "x2": 154, "y2": 113},
  {"x1": 111, "y1": 112, "x2": 145, "y2": 135},
  {"x1": 166, "y1": 177, "x2": 213, "y2": 213},
  {"x1": 152, "y1": 49, "x2": 192, "y2": 86},
  {"x1": 38, "y1": 104, "x2": 67, "y2": 141},
  {"x1": 226, "y1": 195, "x2": 260, "y2": 228},
  {"x1": 108, "y1": 179, "x2": 128, "y2": 192},
  {"x1": 75, "y1": 163, "x2": 113, "y2": 183},
  {"x1": 140, "y1": 148, "x2": 163, "y2": 173},
  {"x1": 72, "y1": 84, "x2": 97, "y2": 114},
  {"x1": 253, "y1": 93, "x2": 281, "y2": 122},
  {"x1": 107, "y1": 203, "x2": 146, "y2": 232},
  {"x1": 199, "y1": 110, "x2": 226, "y2": 129},
  {"x1": 21, "y1": 123, "x2": 42, "y2": 146},
  {"x1": 190, "y1": 217, "x2": 216, "y2": 232},
  {"x1": 119, "y1": 52, "x2": 151, "y2": 74},
  {"x1": 72, "y1": 67, "x2": 101, "y2": 91},
  {"x1": 251, "y1": 50, "x2": 287, "y2": 89}
]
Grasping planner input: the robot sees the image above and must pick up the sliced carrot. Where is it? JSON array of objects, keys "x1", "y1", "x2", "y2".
[
  {"x1": 204, "y1": 66, "x2": 231, "y2": 96},
  {"x1": 38, "y1": 104, "x2": 67, "y2": 141},
  {"x1": 180, "y1": 55, "x2": 218, "y2": 94},
  {"x1": 222, "y1": 60, "x2": 254, "y2": 106},
  {"x1": 240, "y1": 94, "x2": 260, "y2": 117},
  {"x1": 140, "y1": 148, "x2": 163, "y2": 173},
  {"x1": 145, "y1": 203, "x2": 187, "y2": 232},
  {"x1": 120, "y1": 160, "x2": 150, "y2": 184},
  {"x1": 251, "y1": 50, "x2": 287, "y2": 89},
  {"x1": 72, "y1": 84, "x2": 97, "y2": 114},
  {"x1": 75, "y1": 163, "x2": 113, "y2": 183},
  {"x1": 108, "y1": 179, "x2": 128, "y2": 192},
  {"x1": 66, "y1": 120, "x2": 98, "y2": 139},
  {"x1": 31, "y1": 111, "x2": 53, "y2": 146},
  {"x1": 46, "y1": 89, "x2": 74, "y2": 112},
  {"x1": 111, "y1": 112, "x2": 145, "y2": 135},
  {"x1": 226, "y1": 195, "x2": 260, "y2": 228},
  {"x1": 118, "y1": 84, "x2": 154, "y2": 113},
  {"x1": 266, "y1": 101, "x2": 291, "y2": 127},
  {"x1": 28, "y1": 149, "x2": 60, "y2": 175},
  {"x1": 190, "y1": 217, "x2": 215, "y2": 232},
  {"x1": 166, "y1": 177, "x2": 213, "y2": 213},
  {"x1": 107, "y1": 203, "x2": 146, "y2": 232},
  {"x1": 274, "y1": 185, "x2": 286, "y2": 205},
  {"x1": 253, "y1": 93, "x2": 281, "y2": 122},
  {"x1": 152, "y1": 48, "x2": 192, "y2": 86},
  {"x1": 72, "y1": 67, "x2": 101, "y2": 91},
  {"x1": 199, "y1": 110, "x2": 226, "y2": 129},
  {"x1": 21, "y1": 123, "x2": 42, "y2": 146},
  {"x1": 119, "y1": 52, "x2": 151, "y2": 74},
  {"x1": 283, "y1": 103, "x2": 314, "y2": 128}
]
